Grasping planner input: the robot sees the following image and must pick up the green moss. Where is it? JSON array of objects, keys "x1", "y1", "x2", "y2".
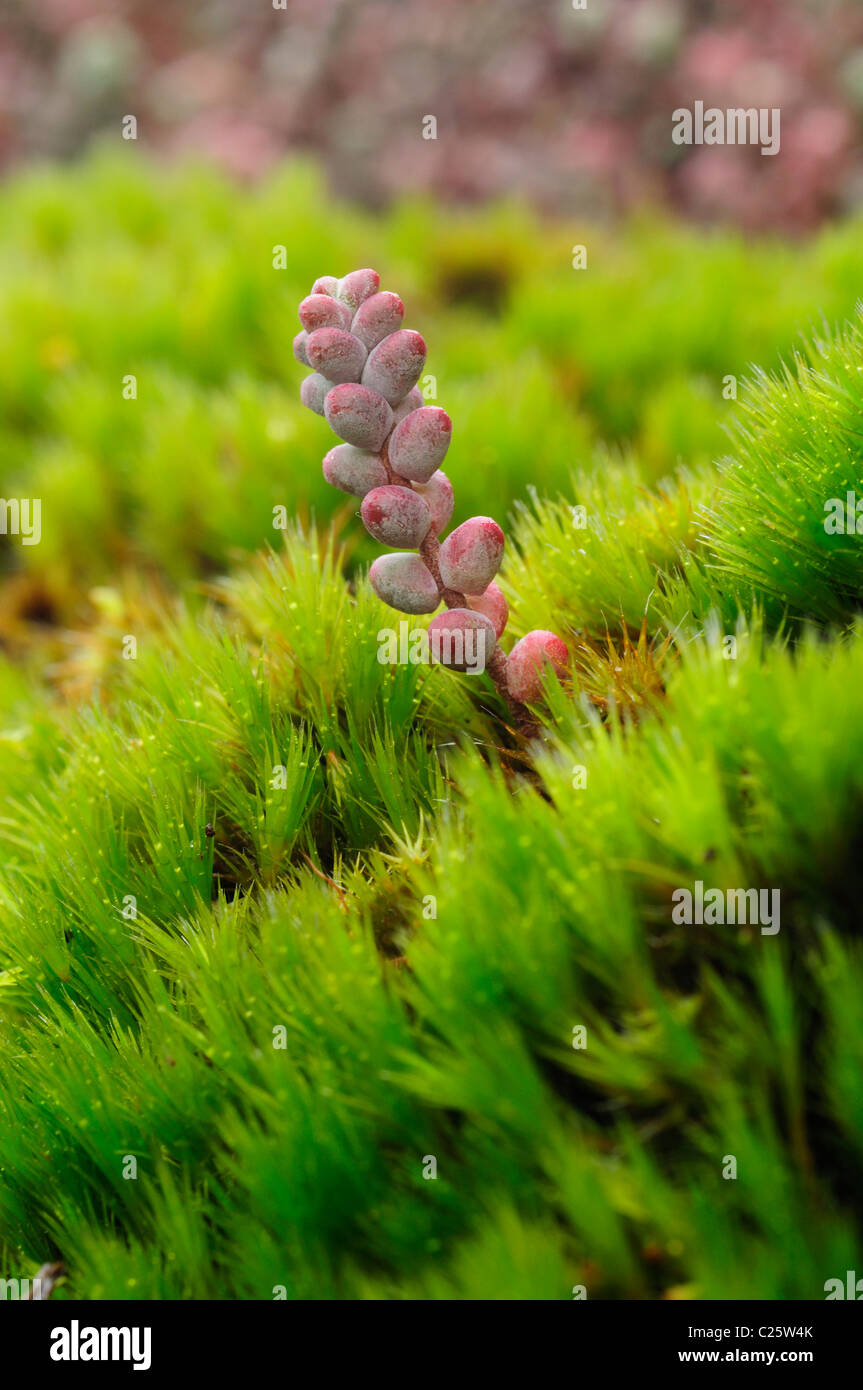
[{"x1": 0, "y1": 150, "x2": 862, "y2": 1299}]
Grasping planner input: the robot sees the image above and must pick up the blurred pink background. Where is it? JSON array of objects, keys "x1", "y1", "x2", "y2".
[{"x1": 1, "y1": 0, "x2": 861, "y2": 230}]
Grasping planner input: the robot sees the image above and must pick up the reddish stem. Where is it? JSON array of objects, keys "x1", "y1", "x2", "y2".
[{"x1": 381, "y1": 436, "x2": 539, "y2": 739}]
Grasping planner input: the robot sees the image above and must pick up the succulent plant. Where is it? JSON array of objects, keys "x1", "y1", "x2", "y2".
[{"x1": 298, "y1": 268, "x2": 569, "y2": 732}]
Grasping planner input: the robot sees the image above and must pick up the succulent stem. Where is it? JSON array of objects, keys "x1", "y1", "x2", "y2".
[
  {"x1": 382, "y1": 438, "x2": 539, "y2": 737},
  {"x1": 301, "y1": 269, "x2": 562, "y2": 739}
]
